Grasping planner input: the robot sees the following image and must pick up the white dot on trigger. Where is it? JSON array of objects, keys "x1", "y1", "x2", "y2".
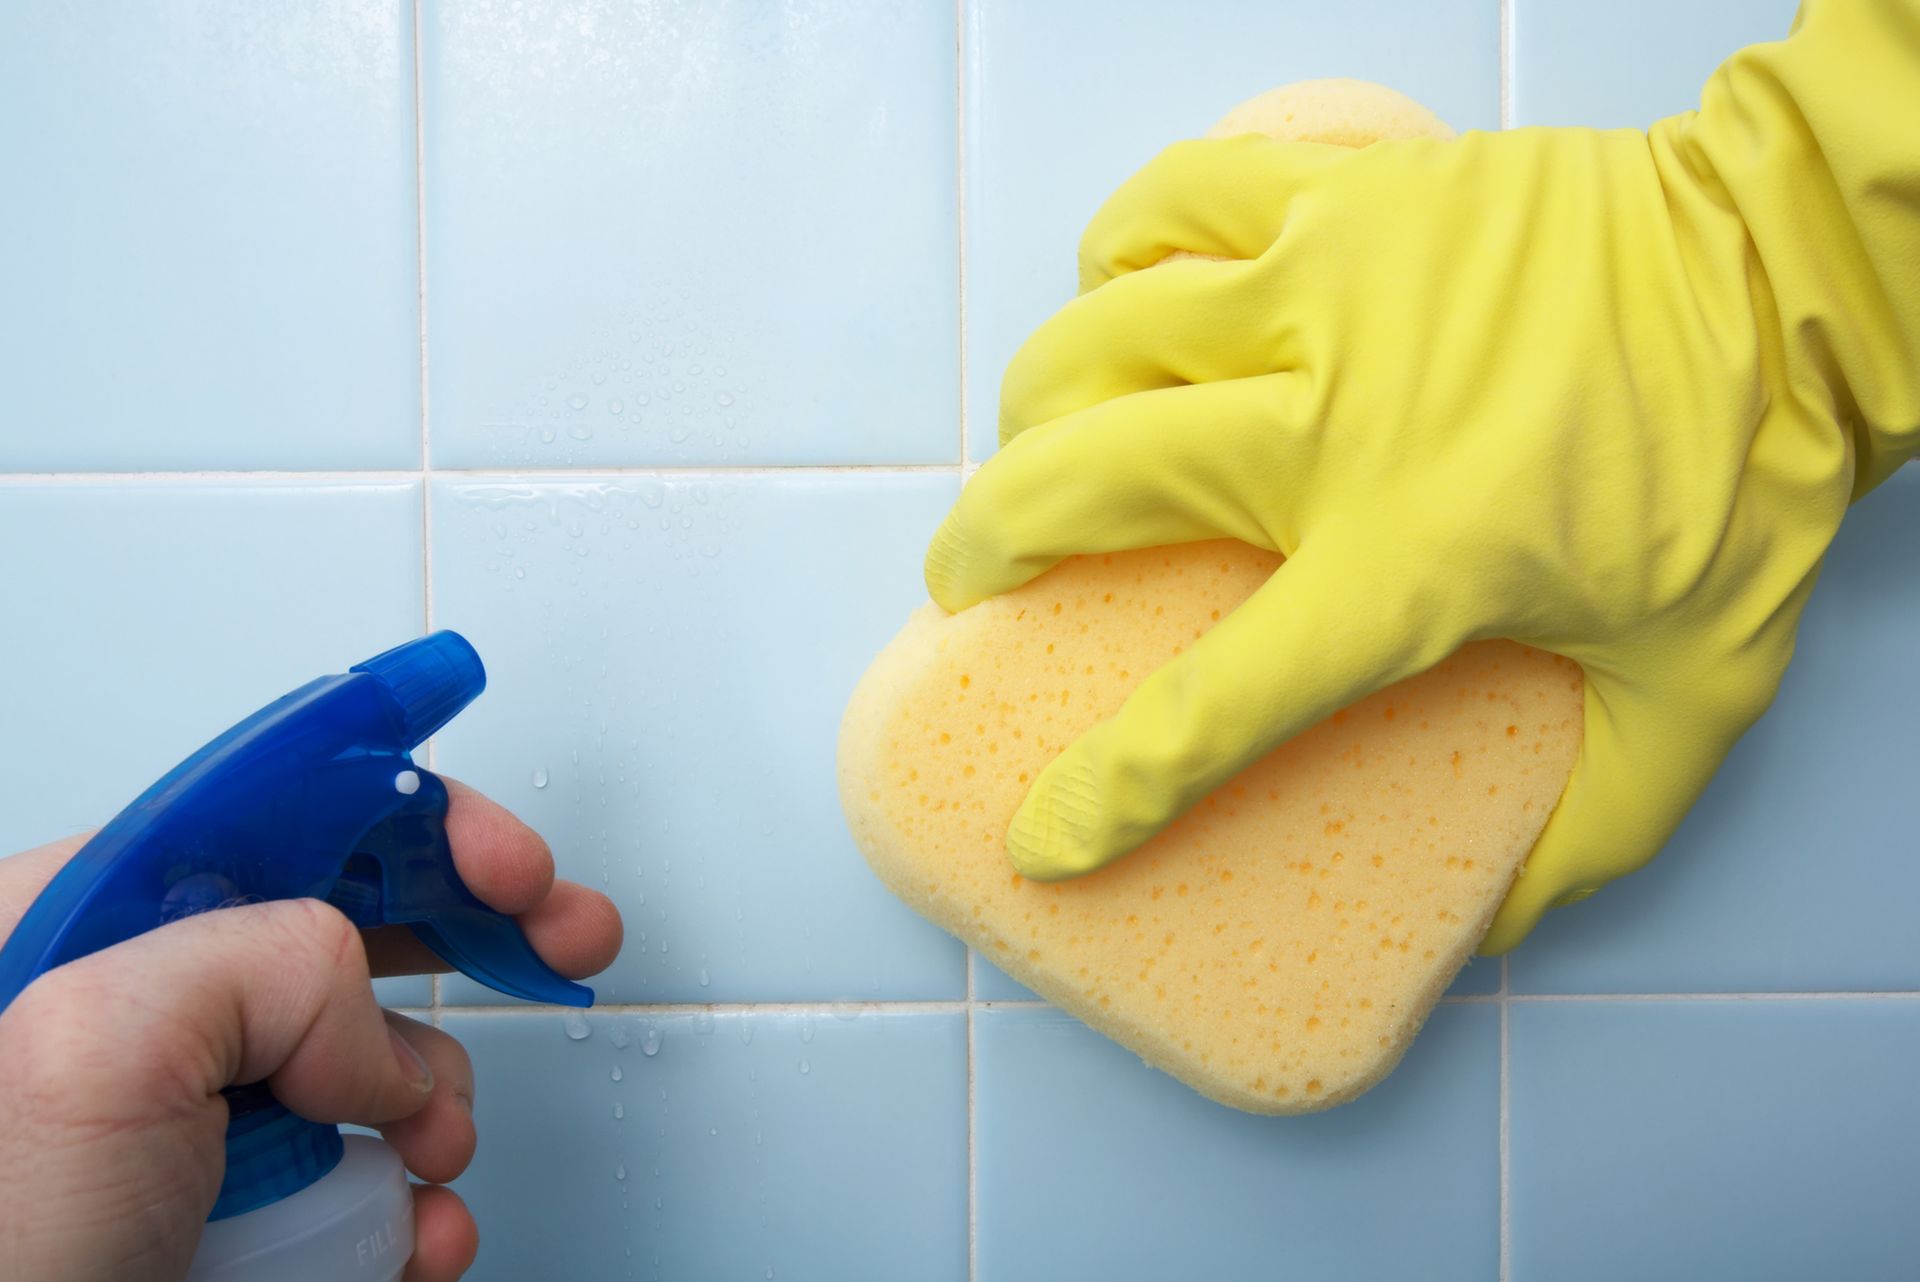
[{"x1": 394, "y1": 770, "x2": 421, "y2": 795}]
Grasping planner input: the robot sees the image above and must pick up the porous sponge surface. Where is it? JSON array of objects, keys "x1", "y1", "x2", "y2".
[{"x1": 839, "y1": 542, "x2": 1581, "y2": 1112}]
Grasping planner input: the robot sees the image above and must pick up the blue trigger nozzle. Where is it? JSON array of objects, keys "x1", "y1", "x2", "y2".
[
  {"x1": 0, "y1": 630, "x2": 594, "y2": 1226},
  {"x1": 353, "y1": 631, "x2": 487, "y2": 747}
]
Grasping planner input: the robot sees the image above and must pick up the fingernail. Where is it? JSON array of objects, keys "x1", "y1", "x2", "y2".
[
  {"x1": 389, "y1": 1027, "x2": 435, "y2": 1094},
  {"x1": 454, "y1": 1091, "x2": 474, "y2": 1116}
]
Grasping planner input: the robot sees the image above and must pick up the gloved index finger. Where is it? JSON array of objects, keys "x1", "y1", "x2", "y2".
[{"x1": 1007, "y1": 537, "x2": 1470, "y2": 880}]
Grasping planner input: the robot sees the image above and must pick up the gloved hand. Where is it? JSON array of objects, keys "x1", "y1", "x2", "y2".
[{"x1": 925, "y1": 0, "x2": 1920, "y2": 953}]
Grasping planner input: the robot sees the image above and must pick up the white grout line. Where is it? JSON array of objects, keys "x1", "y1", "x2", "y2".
[
  {"x1": 0, "y1": 471, "x2": 433, "y2": 485},
  {"x1": 1498, "y1": 0, "x2": 1514, "y2": 129},
  {"x1": 0, "y1": 463, "x2": 973, "y2": 484},
  {"x1": 955, "y1": 5, "x2": 981, "y2": 1277},
  {"x1": 408, "y1": 990, "x2": 1920, "y2": 1013},
  {"x1": 1499, "y1": 954, "x2": 1511, "y2": 1282},
  {"x1": 412, "y1": 0, "x2": 443, "y2": 1031},
  {"x1": 410, "y1": 990, "x2": 1920, "y2": 1016},
  {"x1": 430, "y1": 999, "x2": 1044, "y2": 1016},
  {"x1": 967, "y1": 956, "x2": 980, "y2": 1282},
  {"x1": 1496, "y1": 31, "x2": 1514, "y2": 1278},
  {"x1": 955, "y1": 0, "x2": 971, "y2": 475},
  {"x1": 1497, "y1": 14, "x2": 1514, "y2": 1272},
  {"x1": 1505, "y1": 990, "x2": 1920, "y2": 1002}
]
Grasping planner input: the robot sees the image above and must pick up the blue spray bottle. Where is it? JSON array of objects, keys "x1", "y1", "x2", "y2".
[{"x1": 0, "y1": 632, "x2": 587, "y2": 1281}]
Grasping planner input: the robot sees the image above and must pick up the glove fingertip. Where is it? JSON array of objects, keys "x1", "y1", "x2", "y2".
[{"x1": 1006, "y1": 755, "x2": 1109, "y2": 881}]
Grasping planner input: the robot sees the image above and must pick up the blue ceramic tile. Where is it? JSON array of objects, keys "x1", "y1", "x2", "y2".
[
  {"x1": 0, "y1": 481, "x2": 422, "y2": 854},
  {"x1": 446, "y1": 1009, "x2": 966, "y2": 1282},
  {"x1": 1444, "y1": 956, "x2": 1503, "y2": 997},
  {"x1": 374, "y1": 975, "x2": 432, "y2": 1008},
  {"x1": 1512, "y1": 469, "x2": 1920, "y2": 994},
  {"x1": 1510, "y1": 999, "x2": 1920, "y2": 1282},
  {"x1": 973, "y1": 954, "x2": 1037, "y2": 1003},
  {"x1": 1512, "y1": 0, "x2": 1799, "y2": 127},
  {"x1": 975, "y1": 1004, "x2": 1498, "y2": 1281},
  {"x1": 964, "y1": 0, "x2": 1498, "y2": 459},
  {"x1": 423, "y1": 0, "x2": 958, "y2": 467},
  {"x1": 0, "y1": 3, "x2": 420, "y2": 471},
  {"x1": 431, "y1": 473, "x2": 965, "y2": 1003}
]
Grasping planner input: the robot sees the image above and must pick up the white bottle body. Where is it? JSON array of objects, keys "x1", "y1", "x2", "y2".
[{"x1": 184, "y1": 1135, "x2": 414, "y2": 1281}]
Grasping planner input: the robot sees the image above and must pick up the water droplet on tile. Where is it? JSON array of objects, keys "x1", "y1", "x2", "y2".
[
  {"x1": 798, "y1": 1058, "x2": 810, "y2": 1075},
  {"x1": 593, "y1": 372, "x2": 607, "y2": 385},
  {"x1": 563, "y1": 1010, "x2": 591, "y2": 1041},
  {"x1": 540, "y1": 427, "x2": 557, "y2": 444},
  {"x1": 799, "y1": 1019, "x2": 814, "y2": 1044},
  {"x1": 738, "y1": 1023, "x2": 754, "y2": 1046},
  {"x1": 642, "y1": 1026, "x2": 663, "y2": 1057},
  {"x1": 568, "y1": 424, "x2": 593, "y2": 441},
  {"x1": 611, "y1": 1066, "x2": 623, "y2": 1082},
  {"x1": 568, "y1": 393, "x2": 590, "y2": 410},
  {"x1": 608, "y1": 399, "x2": 624, "y2": 415},
  {"x1": 533, "y1": 767, "x2": 550, "y2": 789},
  {"x1": 708, "y1": 1126, "x2": 718, "y2": 1137},
  {"x1": 613, "y1": 1102, "x2": 625, "y2": 1119},
  {"x1": 615, "y1": 1163, "x2": 626, "y2": 1180},
  {"x1": 514, "y1": 566, "x2": 526, "y2": 579},
  {"x1": 609, "y1": 1024, "x2": 631, "y2": 1050},
  {"x1": 698, "y1": 968, "x2": 710, "y2": 988},
  {"x1": 716, "y1": 391, "x2": 734, "y2": 407}
]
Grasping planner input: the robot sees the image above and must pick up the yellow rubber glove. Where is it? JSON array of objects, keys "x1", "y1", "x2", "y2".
[{"x1": 925, "y1": 0, "x2": 1920, "y2": 954}]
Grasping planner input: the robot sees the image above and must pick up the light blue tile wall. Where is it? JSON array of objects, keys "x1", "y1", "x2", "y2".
[
  {"x1": 422, "y1": 0, "x2": 958, "y2": 468},
  {"x1": 446, "y1": 1009, "x2": 967, "y2": 1281},
  {"x1": 1512, "y1": 0, "x2": 1800, "y2": 127},
  {"x1": 0, "y1": 2, "x2": 421, "y2": 471},
  {"x1": 4, "y1": 3, "x2": 1915, "y2": 1282},
  {"x1": 977, "y1": 1004, "x2": 1502, "y2": 1281},
  {"x1": 429, "y1": 472, "x2": 964, "y2": 1005},
  {"x1": 1510, "y1": 1000, "x2": 1920, "y2": 1281}
]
